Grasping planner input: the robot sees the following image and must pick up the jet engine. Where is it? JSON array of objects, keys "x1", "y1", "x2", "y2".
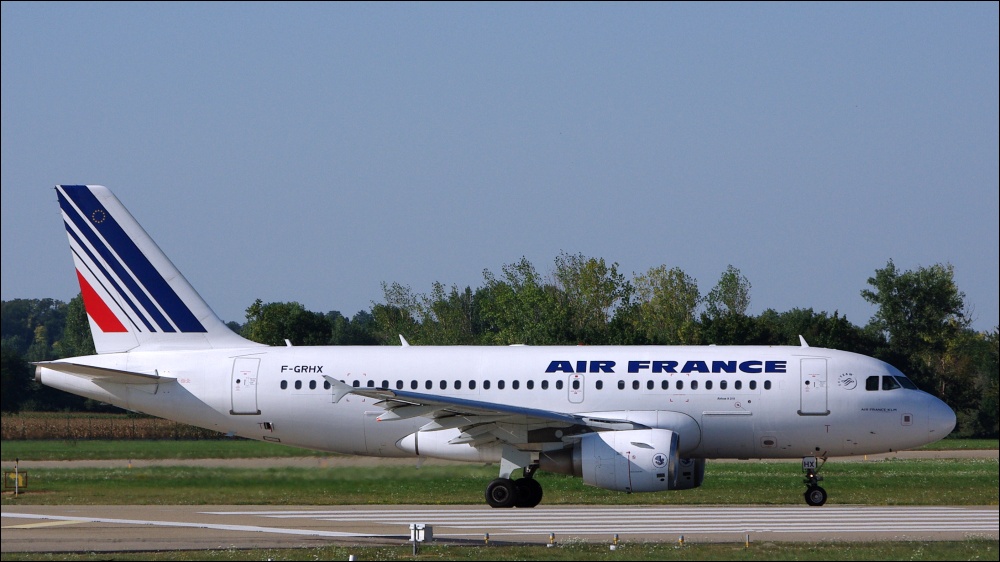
[{"x1": 540, "y1": 428, "x2": 682, "y2": 493}]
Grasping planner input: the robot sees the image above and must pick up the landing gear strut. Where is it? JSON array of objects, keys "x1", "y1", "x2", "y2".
[
  {"x1": 802, "y1": 455, "x2": 828, "y2": 506},
  {"x1": 485, "y1": 463, "x2": 543, "y2": 508}
]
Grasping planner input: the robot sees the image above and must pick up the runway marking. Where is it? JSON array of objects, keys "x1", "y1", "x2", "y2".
[
  {"x1": 4, "y1": 506, "x2": 996, "y2": 542},
  {"x1": 206, "y1": 506, "x2": 1000, "y2": 537},
  {"x1": 2, "y1": 520, "x2": 87, "y2": 529},
  {"x1": 0, "y1": 512, "x2": 380, "y2": 538}
]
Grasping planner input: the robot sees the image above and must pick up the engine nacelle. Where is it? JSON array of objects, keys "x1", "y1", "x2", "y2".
[{"x1": 541, "y1": 428, "x2": 680, "y2": 493}]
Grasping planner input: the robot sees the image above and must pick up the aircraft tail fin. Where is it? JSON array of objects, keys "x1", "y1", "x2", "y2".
[{"x1": 55, "y1": 185, "x2": 263, "y2": 354}]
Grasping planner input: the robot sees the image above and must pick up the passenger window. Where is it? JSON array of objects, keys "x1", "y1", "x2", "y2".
[
  {"x1": 764, "y1": 380, "x2": 771, "y2": 390},
  {"x1": 367, "y1": 380, "x2": 374, "y2": 388},
  {"x1": 618, "y1": 380, "x2": 625, "y2": 390},
  {"x1": 556, "y1": 380, "x2": 564, "y2": 390},
  {"x1": 662, "y1": 380, "x2": 669, "y2": 390},
  {"x1": 324, "y1": 381, "x2": 331, "y2": 390},
  {"x1": 734, "y1": 380, "x2": 742, "y2": 390},
  {"x1": 647, "y1": 380, "x2": 654, "y2": 390},
  {"x1": 676, "y1": 380, "x2": 684, "y2": 390},
  {"x1": 526, "y1": 380, "x2": 534, "y2": 390},
  {"x1": 596, "y1": 380, "x2": 603, "y2": 390},
  {"x1": 426, "y1": 380, "x2": 433, "y2": 390},
  {"x1": 512, "y1": 380, "x2": 520, "y2": 390},
  {"x1": 469, "y1": 380, "x2": 477, "y2": 390},
  {"x1": 295, "y1": 380, "x2": 302, "y2": 390},
  {"x1": 484, "y1": 380, "x2": 491, "y2": 390},
  {"x1": 720, "y1": 380, "x2": 728, "y2": 390},
  {"x1": 455, "y1": 380, "x2": 462, "y2": 390},
  {"x1": 572, "y1": 380, "x2": 580, "y2": 390},
  {"x1": 396, "y1": 380, "x2": 403, "y2": 389},
  {"x1": 280, "y1": 380, "x2": 287, "y2": 390},
  {"x1": 866, "y1": 376, "x2": 880, "y2": 391},
  {"x1": 381, "y1": 380, "x2": 388, "y2": 389},
  {"x1": 498, "y1": 380, "x2": 505, "y2": 390},
  {"x1": 351, "y1": 380, "x2": 359, "y2": 388},
  {"x1": 310, "y1": 380, "x2": 317, "y2": 390},
  {"x1": 882, "y1": 376, "x2": 901, "y2": 391},
  {"x1": 542, "y1": 380, "x2": 549, "y2": 390},
  {"x1": 439, "y1": 380, "x2": 446, "y2": 390},
  {"x1": 749, "y1": 380, "x2": 757, "y2": 390},
  {"x1": 691, "y1": 380, "x2": 698, "y2": 390},
  {"x1": 633, "y1": 380, "x2": 640, "y2": 390},
  {"x1": 706, "y1": 380, "x2": 713, "y2": 390},
  {"x1": 412, "y1": 380, "x2": 419, "y2": 390}
]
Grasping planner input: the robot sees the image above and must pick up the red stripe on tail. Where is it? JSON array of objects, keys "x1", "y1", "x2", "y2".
[{"x1": 76, "y1": 270, "x2": 128, "y2": 333}]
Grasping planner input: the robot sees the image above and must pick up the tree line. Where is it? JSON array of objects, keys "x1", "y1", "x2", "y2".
[{"x1": 2, "y1": 254, "x2": 996, "y2": 438}]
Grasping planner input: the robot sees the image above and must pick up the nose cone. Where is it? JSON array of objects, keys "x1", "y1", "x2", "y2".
[{"x1": 927, "y1": 396, "x2": 957, "y2": 439}]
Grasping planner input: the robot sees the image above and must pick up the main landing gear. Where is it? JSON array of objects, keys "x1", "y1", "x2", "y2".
[
  {"x1": 802, "y1": 455, "x2": 828, "y2": 506},
  {"x1": 485, "y1": 463, "x2": 543, "y2": 508}
]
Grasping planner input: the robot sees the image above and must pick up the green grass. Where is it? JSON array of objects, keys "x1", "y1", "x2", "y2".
[
  {"x1": 2, "y1": 437, "x2": 995, "y2": 462},
  {"x1": 918, "y1": 438, "x2": 999, "y2": 450},
  {"x1": 3, "y1": 458, "x2": 996, "y2": 506},
  {"x1": 0, "y1": 539, "x2": 995, "y2": 561}
]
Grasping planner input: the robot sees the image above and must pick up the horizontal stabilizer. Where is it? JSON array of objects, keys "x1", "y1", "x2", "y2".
[{"x1": 34, "y1": 361, "x2": 170, "y2": 385}]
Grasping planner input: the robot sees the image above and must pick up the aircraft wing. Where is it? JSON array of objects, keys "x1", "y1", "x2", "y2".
[
  {"x1": 34, "y1": 361, "x2": 172, "y2": 385},
  {"x1": 323, "y1": 375, "x2": 644, "y2": 447}
]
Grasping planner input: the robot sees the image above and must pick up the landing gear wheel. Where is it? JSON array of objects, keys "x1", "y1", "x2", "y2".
[
  {"x1": 514, "y1": 477, "x2": 543, "y2": 508},
  {"x1": 801, "y1": 455, "x2": 828, "y2": 507},
  {"x1": 804, "y1": 485, "x2": 828, "y2": 506},
  {"x1": 485, "y1": 478, "x2": 518, "y2": 508}
]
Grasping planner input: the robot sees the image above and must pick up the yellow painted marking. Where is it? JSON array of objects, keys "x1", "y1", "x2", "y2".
[{"x1": 3, "y1": 520, "x2": 87, "y2": 529}]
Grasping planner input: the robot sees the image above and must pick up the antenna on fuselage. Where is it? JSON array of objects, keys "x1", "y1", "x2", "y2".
[{"x1": 799, "y1": 335, "x2": 810, "y2": 347}]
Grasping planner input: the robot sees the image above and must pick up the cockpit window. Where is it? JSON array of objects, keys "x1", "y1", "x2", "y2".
[
  {"x1": 882, "y1": 375, "x2": 901, "y2": 391},
  {"x1": 866, "y1": 376, "x2": 879, "y2": 391},
  {"x1": 896, "y1": 376, "x2": 919, "y2": 390}
]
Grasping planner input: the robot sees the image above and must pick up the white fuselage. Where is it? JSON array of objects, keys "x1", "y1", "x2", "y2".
[{"x1": 39, "y1": 344, "x2": 956, "y2": 462}]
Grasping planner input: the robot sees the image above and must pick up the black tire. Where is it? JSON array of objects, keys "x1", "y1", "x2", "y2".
[
  {"x1": 485, "y1": 478, "x2": 518, "y2": 508},
  {"x1": 804, "y1": 485, "x2": 828, "y2": 506},
  {"x1": 514, "y1": 477, "x2": 543, "y2": 508}
]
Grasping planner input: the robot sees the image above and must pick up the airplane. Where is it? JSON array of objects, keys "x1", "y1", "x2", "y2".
[{"x1": 35, "y1": 184, "x2": 957, "y2": 508}]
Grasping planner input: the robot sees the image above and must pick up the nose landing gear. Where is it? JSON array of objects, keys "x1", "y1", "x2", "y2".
[{"x1": 802, "y1": 455, "x2": 828, "y2": 506}]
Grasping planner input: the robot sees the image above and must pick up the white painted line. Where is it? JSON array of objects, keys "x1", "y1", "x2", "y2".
[{"x1": 0, "y1": 512, "x2": 382, "y2": 538}]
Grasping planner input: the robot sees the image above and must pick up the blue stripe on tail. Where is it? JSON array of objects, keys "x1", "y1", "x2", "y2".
[
  {"x1": 65, "y1": 224, "x2": 151, "y2": 332},
  {"x1": 58, "y1": 185, "x2": 206, "y2": 333}
]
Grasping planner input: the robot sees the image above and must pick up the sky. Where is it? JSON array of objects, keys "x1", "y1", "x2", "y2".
[{"x1": 2, "y1": 2, "x2": 998, "y2": 334}]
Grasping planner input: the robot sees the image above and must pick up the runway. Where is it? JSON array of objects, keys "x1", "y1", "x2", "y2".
[{"x1": 3, "y1": 504, "x2": 998, "y2": 553}]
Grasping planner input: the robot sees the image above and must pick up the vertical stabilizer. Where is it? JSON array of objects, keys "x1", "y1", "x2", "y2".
[{"x1": 56, "y1": 185, "x2": 263, "y2": 353}]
